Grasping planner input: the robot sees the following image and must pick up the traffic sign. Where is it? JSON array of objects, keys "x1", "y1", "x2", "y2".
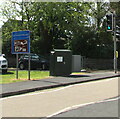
[
  {"x1": 116, "y1": 51, "x2": 118, "y2": 58},
  {"x1": 116, "y1": 25, "x2": 120, "y2": 39},
  {"x1": 12, "y1": 31, "x2": 30, "y2": 54}
]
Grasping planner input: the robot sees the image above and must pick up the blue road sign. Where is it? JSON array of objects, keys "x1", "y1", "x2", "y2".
[{"x1": 12, "y1": 31, "x2": 30, "y2": 54}]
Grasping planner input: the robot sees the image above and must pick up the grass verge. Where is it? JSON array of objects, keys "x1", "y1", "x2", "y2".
[{"x1": 0, "y1": 70, "x2": 49, "y2": 84}]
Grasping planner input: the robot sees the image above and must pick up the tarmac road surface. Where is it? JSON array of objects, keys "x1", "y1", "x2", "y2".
[
  {"x1": 52, "y1": 97, "x2": 119, "y2": 117},
  {"x1": 1, "y1": 77, "x2": 119, "y2": 117}
]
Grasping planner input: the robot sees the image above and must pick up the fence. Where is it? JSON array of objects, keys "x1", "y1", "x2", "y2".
[
  {"x1": 7, "y1": 56, "x2": 120, "y2": 70},
  {"x1": 84, "y1": 58, "x2": 120, "y2": 70}
]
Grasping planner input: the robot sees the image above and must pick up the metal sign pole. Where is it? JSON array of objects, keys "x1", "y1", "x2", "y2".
[
  {"x1": 16, "y1": 54, "x2": 18, "y2": 79},
  {"x1": 113, "y1": 11, "x2": 117, "y2": 73},
  {"x1": 28, "y1": 53, "x2": 30, "y2": 80}
]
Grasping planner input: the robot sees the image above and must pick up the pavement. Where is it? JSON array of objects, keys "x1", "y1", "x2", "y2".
[{"x1": 0, "y1": 71, "x2": 120, "y2": 98}]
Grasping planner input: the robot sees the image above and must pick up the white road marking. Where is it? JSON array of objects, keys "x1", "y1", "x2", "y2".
[{"x1": 47, "y1": 96, "x2": 120, "y2": 118}]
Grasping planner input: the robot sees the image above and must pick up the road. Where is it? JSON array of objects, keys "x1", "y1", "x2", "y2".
[
  {"x1": 52, "y1": 97, "x2": 119, "y2": 117},
  {"x1": 0, "y1": 77, "x2": 119, "y2": 117}
]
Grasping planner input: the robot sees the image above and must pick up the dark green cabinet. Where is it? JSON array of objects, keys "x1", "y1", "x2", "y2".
[{"x1": 50, "y1": 49, "x2": 72, "y2": 76}]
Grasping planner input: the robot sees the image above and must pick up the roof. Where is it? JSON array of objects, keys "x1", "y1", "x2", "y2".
[{"x1": 53, "y1": 49, "x2": 71, "y2": 52}]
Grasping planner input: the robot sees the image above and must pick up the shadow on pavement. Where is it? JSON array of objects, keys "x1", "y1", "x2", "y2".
[
  {"x1": 63, "y1": 74, "x2": 90, "y2": 78},
  {"x1": 1, "y1": 72, "x2": 14, "y2": 75}
]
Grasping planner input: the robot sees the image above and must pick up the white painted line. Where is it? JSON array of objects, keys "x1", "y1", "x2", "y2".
[
  {"x1": 1, "y1": 77, "x2": 118, "y2": 101},
  {"x1": 47, "y1": 96, "x2": 120, "y2": 118}
]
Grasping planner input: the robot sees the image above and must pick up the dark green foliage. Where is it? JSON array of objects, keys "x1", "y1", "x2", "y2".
[{"x1": 1, "y1": 2, "x2": 117, "y2": 59}]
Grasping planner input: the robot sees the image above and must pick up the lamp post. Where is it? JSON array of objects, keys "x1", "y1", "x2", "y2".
[{"x1": 113, "y1": 11, "x2": 117, "y2": 73}]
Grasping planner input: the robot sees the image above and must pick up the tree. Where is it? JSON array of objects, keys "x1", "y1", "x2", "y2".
[
  {"x1": 1, "y1": 1, "x2": 114, "y2": 59},
  {"x1": 1, "y1": 2, "x2": 94, "y2": 55}
]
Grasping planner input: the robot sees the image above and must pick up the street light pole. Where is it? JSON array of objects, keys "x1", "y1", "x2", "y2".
[{"x1": 113, "y1": 11, "x2": 117, "y2": 73}]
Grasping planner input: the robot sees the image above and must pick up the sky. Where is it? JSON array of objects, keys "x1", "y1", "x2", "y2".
[
  {"x1": 0, "y1": 0, "x2": 7, "y2": 28},
  {"x1": 0, "y1": 0, "x2": 119, "y2": 28}
]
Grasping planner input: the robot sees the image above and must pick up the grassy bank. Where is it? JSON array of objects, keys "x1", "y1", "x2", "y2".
[{"x1": 0, "y1": 71, "x2": 49, "y2": 84}]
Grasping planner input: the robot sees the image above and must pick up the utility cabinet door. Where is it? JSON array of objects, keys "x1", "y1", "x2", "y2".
[{"x1": 50, "y1": 52, "x2": 55, "y2": 76}]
